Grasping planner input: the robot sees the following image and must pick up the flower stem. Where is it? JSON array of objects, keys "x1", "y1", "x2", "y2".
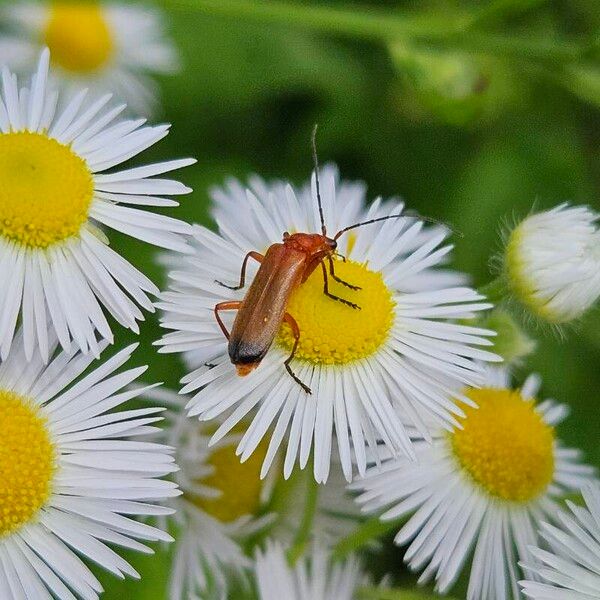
[
  {"x1": 479, "y1": 276, "x2": 507, "y2": 304},
  {"x1": 467, "y1": 0, "x2": 550, "y2": 29},
  {"x1": 161, "y1": 0, "x2": 588, "y2": 62},
  {"x1": 287, "y1": 473, "x2": 320, "y2": 564},
  {"x1": 332, "y1": 515, "x2": 405, "y2": 561},
  {"x1": 162, "y1": 0, "x2": 458, "y2": 40}
]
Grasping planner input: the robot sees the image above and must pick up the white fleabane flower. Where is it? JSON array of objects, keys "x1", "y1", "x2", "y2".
[
  {"x1": 520, "y1": 482, "x2": 600, "y2": 600},
  {"x1": 0, "y1": 50, "x2": 195, "y2": 361},
  {"x1": 0, "y1": 329, "x2": 180, "y2": 599},
  {"x1": 1, "y1": 2, "x2": 178, "y2": 115},
  {"x1": 255, "y1": 540, "x2": 363, "y2": 600},
  {"x1": 157, "y1": 166, "x2": 499, "y2": 483},
  {"x1": 352, "y1": 368, "x2": 595, "y2": 600},
  {"x1": 145, "y1": 388, "x2": 275, "y2": 600},
  {"x1": 505, "y1": 204, "x2": 600, "y2": 324}
]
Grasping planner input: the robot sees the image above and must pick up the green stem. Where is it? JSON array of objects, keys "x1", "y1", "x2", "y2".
[
  {"x1": 479, "y1": 276, "x2": 506, "y2": 304},
  {"x1": 161, "y1": 0, "x2": 459, "y2": 39},
  {"x1": 332, "y1": 515, "x2": 405, "y2": 561},
  {"x1": 287, "y1": 474, "x2": 319, "y2": 564},
  {"x1": 467, "y1": 0, "x2": 550, "y2": 29},
  {"x1": 161, "y1": 0, "x2": 587, "y2": 62}
]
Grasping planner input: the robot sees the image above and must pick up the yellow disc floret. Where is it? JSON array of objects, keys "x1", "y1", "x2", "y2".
[
  {"x1": 44, "y1": 2, "x2": 114, "y2": 73},
  {"x1": 450, "y1": 387, "x2": 555, "y2": 502},
  {"x1": 0, "y1": 132, "x2": 94, "y2": 248},
  {"x1": 0, "y1": 390, "x2": 56, "y2": 537},
  {"x1": 278, "y1": 259, "x2": 395, "y2": 364},
  {"x1": 194, "y1": 436, "x2": 269, "y2": 523}
]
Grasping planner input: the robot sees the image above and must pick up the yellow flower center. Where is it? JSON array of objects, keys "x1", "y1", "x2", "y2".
[
  {"x1": 44, "y1": 2, "x2": 114, "y2": 74},
  {"x1": 278, "y1": 260, "x2": 395, "y2": 364},
  {"x1": 194, "y1": 437, "x2": 269, "y2": 523},
  {"x1": 0, "y1": 132, "x2": 94, "y2": 248},
  {"x1": 0, "y1": 390, "x2": 56, "y2": 537},
  {"x1": 450, "y1": 387, "x2": 555, "y2": 502}
]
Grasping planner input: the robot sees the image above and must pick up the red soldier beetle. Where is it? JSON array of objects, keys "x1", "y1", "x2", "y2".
[{"x1": 213, "y1": 127, "x2": 403, "y2": 393}]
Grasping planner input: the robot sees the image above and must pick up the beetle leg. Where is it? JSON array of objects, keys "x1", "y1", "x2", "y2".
[
  {"x1": 215, "y1": 251, "x2": 264, "y2": 290},
  {"x1": 321, "y1": 262, "x2": 361, "y2": 310},
  {"x1": 283, "y1": 312, "x2": 312, "y2": 394},
  {"x1": 328, "y1": 256, "x2": 361, "y2": 290},
  {"x1": 214, "y1": 301, "x2": 243, "y2": 340}
]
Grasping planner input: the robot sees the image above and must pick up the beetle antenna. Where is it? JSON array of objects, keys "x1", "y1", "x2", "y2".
[
  {"x1": 311, "y1": 124, "x2": 327, "y2": 236},
  {"x1": 403, "y1": 210, "x2": 463, "y2": 238},
  {"x1": 334, "y1": 214, "x2": 403, "y2": 240},
  {"x1": 334, "y1": 212, "x2": 462, "y2": 240}
]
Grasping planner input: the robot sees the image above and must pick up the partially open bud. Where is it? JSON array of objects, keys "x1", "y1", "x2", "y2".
[
  {"x1": 504, "y1": 204, "x2": 600, "y2": 324},
  {"x1": 389, "y1": 42, "x2": 518, "y2": 126}
]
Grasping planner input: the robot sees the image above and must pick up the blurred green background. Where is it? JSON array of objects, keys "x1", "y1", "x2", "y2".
[{"x1": 5, "y1": 0, "x2": 598, "y2": 596}]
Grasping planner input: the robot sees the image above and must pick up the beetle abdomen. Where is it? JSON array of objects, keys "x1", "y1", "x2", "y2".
[
  {"x1": 228, "y1": 244, "x2": 306, "y2": 375},
  {"x1": 228, "y1": 338, "x2": 269, "y2": 366}
]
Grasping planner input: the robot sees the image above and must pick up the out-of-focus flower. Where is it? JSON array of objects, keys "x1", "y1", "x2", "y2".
[
  {"x1": 254, "y1": 540, "x2": 364, "y2": 600},
  {"x1": 144, "y1": 387, "x2": 275, "y2": 600},
  {"x1": 1, "y1": 1, "x2": 179, "y2": 114},
  {"x1": 0, "y1": 329, "x2": 179, "y2": 598},
  {"x1": 0, "y1": 50, "x2": 194, "y2": 361},
  {"x1": 520, "y1": 482, "x2": 600, "y2": 599},
  {"x1": 504, "y1": 204, "x2": 600, "y2": 324},
  {"x1": 156, "y1": 166, "x2": 499, "y2": 483},
  {"x1": 353, "y1": 367, "x2": 595, "y2": 600}
]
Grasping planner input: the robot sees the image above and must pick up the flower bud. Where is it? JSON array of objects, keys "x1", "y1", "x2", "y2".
[
  {"x1": 389, "y1": 42, "x2": 518, "y2": 126},
  {"x1": 505, "y1": 204, "x2": 600, "y2": 324}
]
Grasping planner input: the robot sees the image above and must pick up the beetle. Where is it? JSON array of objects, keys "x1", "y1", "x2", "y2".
[{"x1": 213, "y1": 127, "x2": 402, "y2": 394}]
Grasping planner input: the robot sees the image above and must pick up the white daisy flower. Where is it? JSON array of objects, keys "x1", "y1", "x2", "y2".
[
  {"x1": 157, "y1": 166, "x2": 500, "y2": 483},
  {"x1": 504, "y1": 204, "x2": 600, "y2": 324},
  {"x1": 0, "y1": 50, "x2": 195, "y2": 361},
  {"x1": 352, "y1": 367, "x2": 595, "y2": 600},
  {"x1": 1, "y1": 1, "x2": 178, "y2": 115},
  {"x1": 255, "y1": 539, "x2": 364, "y2": 600},
  {"x1": 0, "y1": 329, "x2": 180, "y2": 599},
  {"x1": 144, "y1": 387, "x2": 275, "y2": 600},
  {"x1": 520, "y1": 482, "x2": 600, "y2": 600}
]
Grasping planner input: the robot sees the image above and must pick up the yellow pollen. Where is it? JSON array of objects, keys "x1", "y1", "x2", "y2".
[
  {"x1": 44, "y1": 2, "x2": 114, "y2": 74},
  {"x1": 278, "y1": 260, "x2": 395, "y2": 365},
  {"x1": 0, "y1": 132, "x2": 94, "y2": 249},
  {"x1": 0, "y1": 390, "x2": 56, "y2": 537},
  {"x1": 450, "y1": 387, "x2": 555, "y2": 502},
  {"x1": 194, "y1": 436, "x2": 269, "y2": 523}
]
